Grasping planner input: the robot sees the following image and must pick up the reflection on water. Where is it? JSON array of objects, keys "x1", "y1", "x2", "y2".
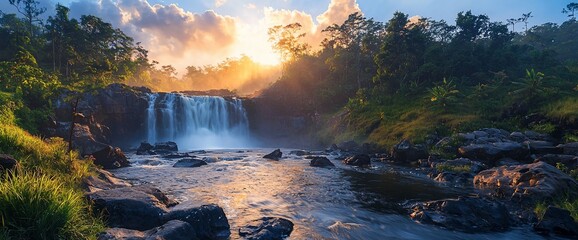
[{"x1": 112, "y1": 149, "x2": 547, "y2": 240}]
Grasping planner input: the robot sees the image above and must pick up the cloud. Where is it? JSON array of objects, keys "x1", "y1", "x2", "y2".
[
  {"x1": 67, "y1": 0, "x2": 237, "y2": 73},
  {"x1": 215, "y1": 0, "x2": 227, "y2": 8}
]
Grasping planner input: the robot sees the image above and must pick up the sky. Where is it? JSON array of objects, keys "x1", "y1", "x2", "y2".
[{"x1": 1, "y1": 0, "x2": 572, "y2": 74}]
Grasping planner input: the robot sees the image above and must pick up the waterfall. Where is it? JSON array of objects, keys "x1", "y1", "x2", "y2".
[{"x1": 146, "y1": 93, "x2": 251, "y2": 150}]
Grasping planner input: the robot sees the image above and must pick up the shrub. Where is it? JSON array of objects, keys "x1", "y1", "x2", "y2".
[{"x1": 0, "y1": 173, "x2": 103, "y2": 239}]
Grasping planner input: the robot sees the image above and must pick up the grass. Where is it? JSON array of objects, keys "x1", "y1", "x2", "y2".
[
  {"x1": 0, "y1": 173, "x2": 103, "y2": 239},
  {"x1": 0, "y1": 112, "x2": 103, "y2": 239},
  {"x1": 535, "y1": 198, "x2": 578, "y2": 222},
  {"x1": 435, "y1": 163, "x2": 472, "y2": 173},
  {"x1": 544, "y1": 96, "x2": 578, "y2": 124}
]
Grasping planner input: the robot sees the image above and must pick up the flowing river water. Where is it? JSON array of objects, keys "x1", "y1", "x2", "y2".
[{"x1": 110, "y1": 148, "x2": 548, "y2": 240}]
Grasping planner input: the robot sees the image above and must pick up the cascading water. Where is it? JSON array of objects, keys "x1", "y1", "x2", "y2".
[{"x1": 145, "y1": 93, "x2": 251, "y2": 150}]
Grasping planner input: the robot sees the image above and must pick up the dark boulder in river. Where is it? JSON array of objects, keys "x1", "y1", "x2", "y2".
[
  {"x1": 343, "y1": 154, "x2": 371, "y2": 166},
  {"x1": 163, "y1": 204, "x2": 231, "y2": 239},
  {"x1": 154, "y1": 141, "x2": 178, "y2": 153},
  {"x1": 263, "y1": 149, "x2": 282, "y2": 160},
  {"x1": 310, "y1": 157, "x2": 334, "y2": 167},
  {"x1": 98, "y1": 220, "x2": 196, "y2": 240},
  {"x1": 136, "y1": 142, "x2": 154, "y2": 155},
  {"x1": 239, "y1": 217, "x2": 294, "y2": 240},
  {"x1": 173, "y1": 158, "x2": 208, "y2": 168},
  {"x1": 91, "y1": 146, "x2": 130, "y2": 169},
  {"x1": 391, "y1": 139, "x2": 428, "y2": 163},
  {"x1": 533, "y1": 206, "x2": 578, "y2": 237},
  {"x1": 410, "y1": 196, "x2": 511, "y2": 233}
]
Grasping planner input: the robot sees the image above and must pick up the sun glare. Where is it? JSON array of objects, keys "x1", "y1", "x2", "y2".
[{"x1": 246, "y1": 50, "x2": 282, "y2": 66}]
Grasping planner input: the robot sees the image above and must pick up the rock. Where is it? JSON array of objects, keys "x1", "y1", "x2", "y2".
[
  {"x1": 82, "y1": 169, "x2": 131, "y2": 193},
  {"x1": 433, "y1": 172, "x2": 473, "y2": 185},
  {"x1": 163, "y1": 204, "x2": 230, "y2": 239},
  {"x1": 458, "y1": 142, "x2": 528, "y2": 165},
  {"x1": 558, "y1": 142, "x2": 578, "y2": 155},
  {"x1": 98, "y1": 220, "x2": 196, "y2": 240},
  {"x1": 391, "y1": 139, "x2": 428, "y2": 163},
  {"x1": 162, "y1": 153, "x2": 191, "y2": 159},
  {"x1": 410, "y1": 197, "x2": 511, "y2": 233},
  {"x1": 343, "y1": 154, "x2": 371, "y2": 166},
  {"x1": 173, "y1": 158, "x2": 208, "y2": 168},
  {"x1": 97, "y1": 228, "x2": 145, "y2": 240},
  {"x1": 524, "y1": 130, "x2": 552, "y2": 141},
  {"x1": 239, "y1": 217, "x2": 294, "y2": 240},
  {"x1": 473, "y1": 162, "x2": 578, "y2": 203},
  {"x1": 202, "y1": 157, "x2": 220, "y2": 163},
  {"x1": 289, "y1": 150, "x2": 310, "y2": 156},
  {"x1": 60, "y1": 122, "x2": 110, "y2": 155},
  {"x1": 533, "y1": 206, "x2": 578, "y2": 237},
  {"x1": 91, "y1": 146, "x2": 130, "y2": 169},
  {"x1": 136, "y1": 142, "x2": 154, "y2": 155},
  {"x1": 0, "y1": 154, "x2": 17, "y2": 171},
  {"x1": 263, "y1": 149, "x2": 282, "y2": 160},
  {"x1": 535, "y1": 154, "x2": 578, "y2": 169},
  {"x1": 154, "y1": 141, "x2": 178, "y2": 153},
  {"x1": 309, "y1": 157, "x2": 334, "y2": 167},
  {"x1": 509, "y1": 132, "x2": 528, "y2": 142},
  {"x1": 524, "y1": 140, "x2": 561, "y2": 155},
  {"x1": 87, "y1": 186, "x2": 172, "y2": 230},
  {"x1": 145, "y1": 220, "x2": 197, "y2": 240}
]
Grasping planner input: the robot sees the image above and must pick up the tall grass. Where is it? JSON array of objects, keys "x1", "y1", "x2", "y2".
[
  {"x1": 535, "y1": 198, "x2": 578, "y2": 222},
  {"x1": 0, "y1": 173, "x2": 103, "y2": 239}
]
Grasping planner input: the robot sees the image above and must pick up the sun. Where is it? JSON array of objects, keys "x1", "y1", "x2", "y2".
[{"x1": 246, "y1": 50, "x2": 282, "y2": 66}]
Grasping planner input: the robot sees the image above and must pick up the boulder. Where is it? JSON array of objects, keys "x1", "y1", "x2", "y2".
[
  {"x1": 289, "y1": 150, "x2": 310, "y2": 156},
  {"x1": 98, "y1": 220, "x2": 196, "y2": 240},
  {"x1": 533, "y1": 206, "x2": 578, "y2": 237},
  {"x1": 336, "y1": 140, "x2": 360, "y2": 152},
  {"x1": 154, "y1": 141, "x2": 178, "y2": 153},
  {"x1": 458, "y1": 142, "x2": 528, "y2": 165},
  {"x1": 0, "y1": 154, "x2": 17, "y2": 171},
  {"x1": 145, "y1": 220, "x2": 197, "y2": 240},
  {"x1": 524, "y1": 140, "x2": 561, "y2": 155},
  {"x1": 343, "y1": 154, "x2": 371, "y2": 166},
  {"x1": 162, "y1": 153, "x2": 192, "y2": 159},
  {"x1": 535, "y1": 154, "x2": 578, "y2": 169},
  {"x1": 136, "y1": 142, "x2": 154, "y2": 155},
  {"x1": 87, "y1": 186, "x2": 171, "y2": 230},
  {"x1": 82, "y1": 169, "x2": 131, "y2": 193},
  {"x1": 173, "y1": 158, "x2": 208, "y2": 168},
  {"x1": 558, "y1": 142, "x2": 578, "y2": 155},
  {"x1": 91, "y1": 146, "x2": 130, "y2": 169},
  {"x1": 163, "y1": 204, "x2": 230, "y2": 239},
  {"x1": 391, "y1": 139, "x2": 428, "y2": 163},
  {"x1": 263, "y1": 149, "x2": 282, "y2": 160},
  {"x1": 238, "y1": 217, "x2": 294, "y2": 240},
  {"x1": 474, "y1": 162, "x2": 578, "y2": 203},
  {"x1": 309, "y1": 157, "x2": 334, "y2": 167},
  {"x1": 410, "y1": 197, "x2": 511, "y2": 233},
  {"x1": 432, "y1": 172, "x2": 473, "y2": 185}
]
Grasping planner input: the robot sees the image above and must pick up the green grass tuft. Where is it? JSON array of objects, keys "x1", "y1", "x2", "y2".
[
  {"x1": 435, "y1": 164, "x2": 472, "y2": 173},
  {"x1": 0, "y1": 172, "x2": 103, "y2": 239}
]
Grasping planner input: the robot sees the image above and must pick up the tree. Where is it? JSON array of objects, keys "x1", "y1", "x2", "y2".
[
  {"x1": 8, "y1": 0, "x2": 46, "y2": 36},
  {"x1": 507, "y1": 18, "x2": 520, "y2": 32},
  {"x1": 562, "y1": 3, "x2": 578, "y2": 20},
  {"x1": 519, "y1": 12, "x2": 533, "y2": 33},
  {"x1": 455, "y1": 11, "x2": 489, "y2": 42},
  {"x1": 267, "y1": 23, "x2": 310, "y2": 68}
]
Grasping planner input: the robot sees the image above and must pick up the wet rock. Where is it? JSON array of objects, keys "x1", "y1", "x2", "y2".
[
  {"x1": 87, "y1": 186, "x2": 172, "y2": 230},
  {"x1": 474, "y1": 162, "x2": 578, "y2": 203},
  {"x1": 239, "y1": 217, "x2": 294, "y2": 240},
  {"x1": 162, "y1": 153, "x2": 191, "y2": 159},
  {"x1": 558, "y1": 142, "x2": 578, "y2": 155},
  {"x1": 458, "y1": 142, "x2": 528, "y2": 165},
  {"x1": 154, "y1": 141, "x2": 178, "y2": 153},
  {"x1": 509, "y1": 132, "x2": 528, "y2": 142},
  {"x1": 163, "y1": 204, "x2": 231, "y2": 239},
  {"x1": 98, "y1": 220, "x2": 196, "y2": 240},
  {"x1": 343, "y1": 154, "x2": 371, "y2": 166},
  {"x1": 82, "y1": 169, "x2": 131, "y2": 193},
  {"x1": 0, "y1": 154, "x2": 17, "y2": 171},
  {"x1": 497, "y1": 158, "x2": 522, "y2": 166},
  {"x1": 535, "y1": 154, "x2": 578, "y2": 169},
  {"x1": 289, "y1": 150, "x2": 310, "y2": 156},
  {"x1": 136, "y1": 142, "x2": 154, "y2": 155},
  {"x1": 91, "y1": 146, "x2": 130, "y2": 169},
  {"x1": 173, "y1": 158, "x2": 208, "y2": 168},
  {"x1": 309, "y1": 157, "x2": 334, "y2": 167},
  {"x1": 524, "y1": 140, "x2": 561, "y2": 155},
  {"x1": 432, "y1": 172, "x2": 473, "y2": 185},
  {"x1": 391, "y1": 139, "x2": 428, "y2": 163},
  {"x1": 410, "y1": 197, "x2": 511, "y2": 233},
  {"x1": 263, "y1": 149, "x2": 282, "y2": 160},
  {"x1": 202, "y1": 157, "x2": 220, "y2": 163},
  {"x1": 145, "y1": 220, "x2": 197, "y2": 240},
  {"x1": 533, "y1": 206, "x2": 578, "y2": 237}
]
